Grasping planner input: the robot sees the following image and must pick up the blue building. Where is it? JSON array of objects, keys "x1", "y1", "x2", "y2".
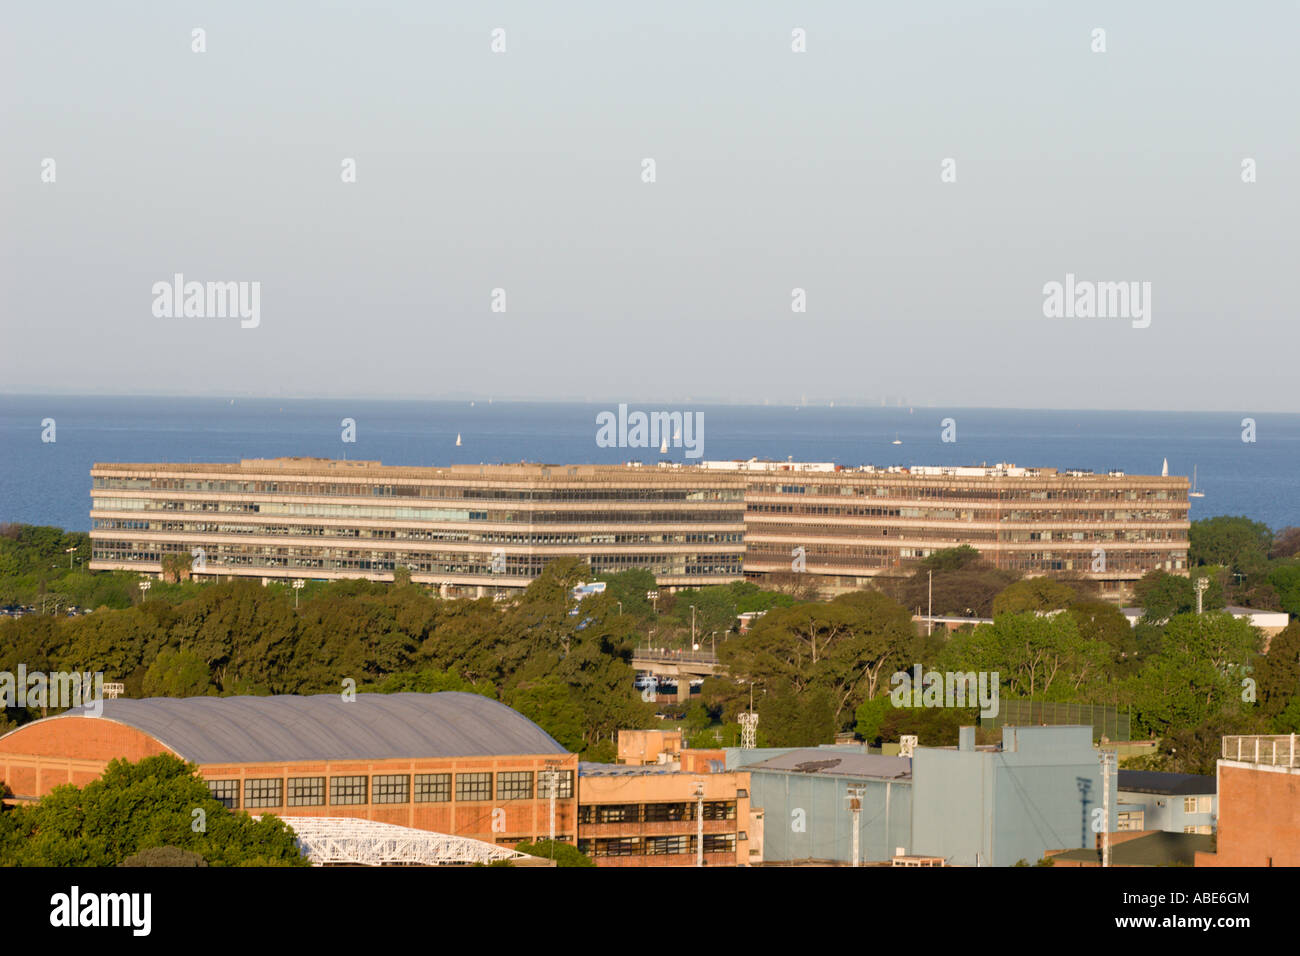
[
  {"x1": 1116, "y1": 771, "x2": 1216, "y2": 834},
  {"x1": 910, "y1": 725, "x2": 1117, "y2": 867},
  {"x1": 739, "y1": 749, "x2": 913, "y2": 864}
]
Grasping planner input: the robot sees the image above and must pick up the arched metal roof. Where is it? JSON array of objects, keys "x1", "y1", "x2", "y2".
[
  {"x1": 274, "y1": 816, "x2": 533, "y2": 866},
  {"x1": 8, "y1": 692, "x2": 566, "y2": 764}
]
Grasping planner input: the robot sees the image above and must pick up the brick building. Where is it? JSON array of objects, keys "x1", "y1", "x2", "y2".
[
  {"x1": 0, "y1": 692, "x2": 578, "y2": 847},
  {"x1": 1197, "y1": 735, "x2": 1300, "y2": 867}
]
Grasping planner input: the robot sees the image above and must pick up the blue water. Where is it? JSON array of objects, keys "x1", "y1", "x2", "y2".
[{"x1": 1, "y1": 396, "x2": 1296, "y2": 532}]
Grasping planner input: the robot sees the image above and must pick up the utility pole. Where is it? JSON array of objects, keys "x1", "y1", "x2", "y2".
[
  {"x1": 690, "y1": 605, "x2": 696, "y2": 648},
  {"x1": 1195, "y1": 577, "x2": 1209, "y2": 615},
  {"x1": 543, "y1": 760, "x2": 560, "y2": 844},
  {"x1": 1100, "y1": 750, "x2": 1113, "y2": 868},
  {"x1": 694, "y1": 781, "x2": 705, "y2": 867},
  {"x1": 846, "y1": 786, "x2": 865, "y2": 867},
  {"x1": 927, "y1": 570, "x2": 933, "y2": 636}
]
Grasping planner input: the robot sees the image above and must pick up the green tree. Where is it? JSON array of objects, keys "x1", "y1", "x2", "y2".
[
  {"x1": 0, "y1": 754, "x2": 306, "y2": 866},
  {"x1": 142, "y1": 648, "x2": 214, "y2": 697},
  {"x1": 1190, "y1": 516, "x2": 1274, "y2": 576},
  {"x1": 515, "y1": 840, "x2": 595, "y2": 867},
  {"x1": 993, "y1": 578, "x2": 1081, "y2": 616}
]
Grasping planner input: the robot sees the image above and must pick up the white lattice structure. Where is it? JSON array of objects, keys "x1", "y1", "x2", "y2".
[{"x1": 273, "y1": 817, "x2": 531, "y2": 867}]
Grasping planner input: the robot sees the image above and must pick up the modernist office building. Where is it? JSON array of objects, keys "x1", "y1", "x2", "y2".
[
  {"x1": 89, "y1": 457, "x2": 1188, "y2": 597},
  {"x1": 90, "y1": 458, "x2": 747, "y2": 593},
  {"x1": 733, "y1": 460, "x2": 1189, "y2": 598}
]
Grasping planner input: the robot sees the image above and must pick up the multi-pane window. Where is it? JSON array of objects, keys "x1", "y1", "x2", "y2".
[
  {"x1": 456, "y1": 772, "x2": 492, "y2": 802},
  {"x1": 538, "y1": 770, "x2": 574, "y2": 799},
  {"x1": 496, "y1": 771, "x2": 533, "y2": 801},
  {"x1": 244, "y1": 778, "x2": 283, "y2": 809},
  {"x1": 591, "y1": 804, "x2": 639, "y2": 824},
  {"x1": 643, "y1": 802, "x2": 690, "y2": 822},
  {"x1": 701, "y1": 801, "x2": 737, "y2": 821},
  {"x1": 287, "y1": 777, "x2": 326, "y2": 807},
  {"x1": 373, "y1": 775, "x2": 410, "y2": 804},
  {"x1": 645, "y1": 835, "x2": 690, "y2": 856},
  {"x1": 331, "y1": 775, "x2": 368, "y2": 806},
  {"x1": 208, "y1": 779, "x2": 239, "y2": 809},
  {"x1": 1183, "y1": 796, "x2": 1212, "y2": 814},
  {"x1": 702, "y1": 833, "x2": 736, "y2": 854},
  {"x1": 414, "y1": 773, "x2": 451, "y2": 803}
]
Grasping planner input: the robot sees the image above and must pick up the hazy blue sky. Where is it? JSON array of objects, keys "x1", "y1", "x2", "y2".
[{"x1": 2, "y1": 2, "x2": 1296, "y2": 410}]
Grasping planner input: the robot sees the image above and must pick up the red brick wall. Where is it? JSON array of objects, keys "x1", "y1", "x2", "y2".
[{"x1": 1197, "y1": 764, "x2": 1300, "y2": 867}]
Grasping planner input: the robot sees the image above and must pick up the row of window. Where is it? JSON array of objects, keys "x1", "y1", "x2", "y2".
[
  {"x1": 93, "y1": 476, "x2": 743, "y2": 503},
  {"x1": 578, "y1": 801, "x2": 738, "y2": 824},
  {"x1": 577, "y1": 834, "x2": 739, "y2": 857},
  {"x1": 209, "y1": 770, "x2": 574, "y2": 810}
]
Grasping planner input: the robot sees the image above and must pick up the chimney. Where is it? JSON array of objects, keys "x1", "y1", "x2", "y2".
[{"x1": 958, "y1": 726, "x2": 976, "y2": 751}]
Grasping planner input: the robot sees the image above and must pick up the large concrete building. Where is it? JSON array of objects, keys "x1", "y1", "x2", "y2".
[
  {"x1": 90, "y1": 458, "x2": 747, "y2": 594},
  {"x1": 0, "y1": 692, "x2": 579, "y2": 847},
  {"x1": 736, "y1": 460, "x2": 1189, "y2": 600},
  {"x1": 90, "y1": 457, "x2": 1189, "y2": 600}
]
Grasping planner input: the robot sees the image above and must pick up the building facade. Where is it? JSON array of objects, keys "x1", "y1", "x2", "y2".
[
  {"x1": 89, "y1": 458, "x2": 1188, "y2": 598},
  {"x1": 1116, "y1": 770, "x2": 1217, "y2": 834},
  {"x1": 576, "y1": 762, "x2": 751, "y2": 866},
  {"x1": 1197, "y1": 735, "x2": 1300, "y2": 867},
  {"x1": 738, "y1": 461, "x2": 1189, "y2": 600},
  {"x1": 0, "y1": 693, "x2": 579, "y2": 847},
  {"x1": 90, "y1": 459, "x2": 747, "y2": 594},
  {"x1": 910, "y1": 725, "x2": 1116, "y2": 867}
]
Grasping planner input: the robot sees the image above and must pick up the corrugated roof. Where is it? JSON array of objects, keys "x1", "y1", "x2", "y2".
[
  {"x1": 579, "y1": 762, "x2": 674, "y2": 777},
  {"x1": 742, "y1": 749, "x2": 912, "y2": 780},
  {"x1": 6, "y1": 693, "x2": 566, "y2": 764},
  {"x1": 1117, "y1": 770, "x2": 1216, "y2": 796}
]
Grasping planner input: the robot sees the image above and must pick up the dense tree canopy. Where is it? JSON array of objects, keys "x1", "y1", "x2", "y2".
[{"x1": 0, "y1": 754, "x2": 306, "y2": 866}]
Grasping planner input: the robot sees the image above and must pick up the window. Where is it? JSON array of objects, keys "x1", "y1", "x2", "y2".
[
  {"x1": 703, "y1": 833, "x2": 736, "y2": 854},
  {"x1": 331, "y1": 775, "x2": 368, "y2": 806},
  {"x1": 1184, "y1": 795, "x2": 1212, "y2": 814},
  {"x1": 287, "y1": 776, "x2": 325, "y2": 807},
  {"x1": 538, "y1": 769, "x2": 574, "y2": 799},
  {"x1": 496, "y1": 771, "x2": 534, "y2": 801},
  {"x1": 701, "y1": 801, "x2": 737, "y2": 821},
  {"x1": 414, "y1": 773, "x2": 451, "y2": 803},
  {"x1": 644, "y1": 835, "x2": 690, "y2": 856},
  {"x1": 373, "y1": 775, "x2": 410, "y2": 804},
  {"x1": 456, "y1": 772, "x2": 492, "y2": 802},
  {"x1": 1117, "y1": 811, "x2": 1144, "y2": 832},
  {"x1": 208, "y1": 779, "x2": 239, "y2": 809},
  {"x1": 1183, "y1": 825, "x2": 1213, "y2": 835},
  {"x1": 643, "y1": 802, "x2": 689, "y2": 822},
  {"x1": 244, "y1": 778, "x2": 283, "y2": 809}
]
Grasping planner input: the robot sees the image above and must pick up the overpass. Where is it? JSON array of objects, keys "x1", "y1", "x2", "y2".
[{"x1": 630, "y1": 649, "x2": 725, "y2": 701}]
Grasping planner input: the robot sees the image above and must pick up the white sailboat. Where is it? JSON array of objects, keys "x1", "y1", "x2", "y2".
[
  {"x1": 455, "y1": 433, "x2": 462, "y2": 447},
  {"x1": 1189, "y1": 465, "x2": 1205, "y2": 498},
  {"x1": 892, "y1": 433, "x2": 903, "y2": 445},
  {"x1": 659, "y1": 436, "x2": 669, "y2": 455}
]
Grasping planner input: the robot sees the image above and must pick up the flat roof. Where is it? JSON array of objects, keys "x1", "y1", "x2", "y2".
[
  {"x1": 1117, "y1": 770, "x2": 1216, "y2": 796},
  {"x1": 742, "y1": 749, "x2": 912, "y2": 781}
]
